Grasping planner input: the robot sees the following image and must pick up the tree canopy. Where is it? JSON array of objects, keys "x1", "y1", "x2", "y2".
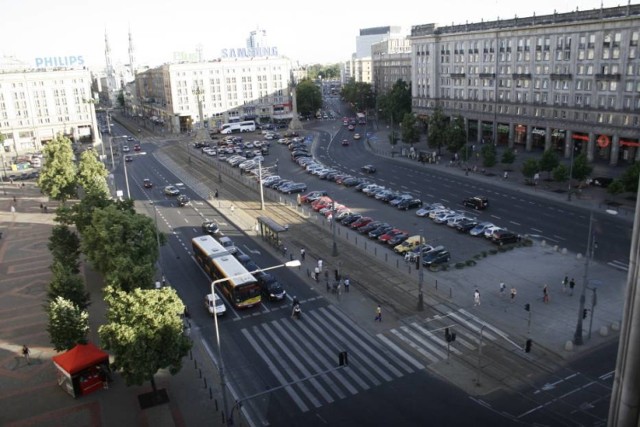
[
  {"x1": 37, "y1": 135, "x2": 78, "y2": 201},
  {"x1": 341, "y1": 81, "x2": 376, "y2": 113},
  {"x1": 377, "y1": 79, "x2": 411, "y2": 125},
  {"x1": 99, "y1": 286, "x2": 191, "y2": 392},
  {"x1": 47, "y1": 296, "x2": 89, "y2": 352},
  {"x1": 295, "y1": 79, "x2": 322, "y2": 117},
  {"x1": 446, "y1": 115, "x2": 467, "y2": 154},
  {"x1": 400, "y1": 113, "x2": 420, "y2": 145},
  {"x1": 77, "y1": 150, "x2": 110, "y2": 198},
  {"x1": 80, "y1": 204, "x2": 159, "y2": 291},
  {"x1": 427, "y1": 106, "x2": 448, "y2": 154}
]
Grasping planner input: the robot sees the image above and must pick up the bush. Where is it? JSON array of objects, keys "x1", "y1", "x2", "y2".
[
  {"x1": 489, "y1": 249, "x2": 498, "y2": 255},
  {"x1": 465, "y1": 259, "x2": 476, "y2": 266},
  {"x1": 455, "y1": 262, "x2": 466, "y2": 269}
]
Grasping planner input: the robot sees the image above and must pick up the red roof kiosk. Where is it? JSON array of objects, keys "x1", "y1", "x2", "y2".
[{"x1": 52, "y1": 343, "x2": 111, "y2": 397}]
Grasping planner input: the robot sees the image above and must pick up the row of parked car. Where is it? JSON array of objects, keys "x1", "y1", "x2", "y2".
[
  {"x1": 299, "y1": 192, "x2": 452, "y2": 267},
  {"x1": 415, "y1": 199, "x2": 521, "y2": 246}
]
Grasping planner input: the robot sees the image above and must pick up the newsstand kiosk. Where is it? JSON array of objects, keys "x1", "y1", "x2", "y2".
[{"x1": 52, "y1": 343, "x2": 111, "y2": 397}]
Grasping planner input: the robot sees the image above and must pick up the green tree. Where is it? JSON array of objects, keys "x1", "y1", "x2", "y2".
[
  {"x1": 539, "y1": 150, "x2": 559, "y2": 180},
  {"x1": 553, "y1": 164, "x2": 569, "y2": 182},
  {"x1": 99, "y1": 286, "x2": 192, "y2": 395},
  {"x1": 571, "y1": 153, "x2": 593, "y2": 183},
  {"x1": 400, "y1": 113, "x2": 420, "y2": 145},
  {"x1": 48, "y1": 260, "x2": 91, "y2": 310},
  {"x1": 77, "y1": 150, "x2": 109, "y2": 198},
  {"x1": 296, "y1": 79, "x2": 322, "y2": 117},
  {"x1": 48, "y1": 225, "x2": 81, "y2": 273},
  {"x1": 617, "y1": 161, "x2": 640, "y2": 193},
  {"x1": 116, "y1": 91, "x2": 125, "y2": 108},
  {"x1": 501, "y1": 148, "x2": 516, "y2": 165},
  {"x1": 341, "y1": 81, "x2": 375, "y2": 112},
  {"x1": 46, "y1": 296, "x2": 89, "y2": 352},
  {"x1": 521, "y1": 158, "x2": 539, "y2": 180},
  {"x1": 481, "y1": 144, "x2": 497, "y2": 168},
  {"x1": 81, "y1": 204, "x2": 159, "y2": 291},
  {"x1": 388, "y1": 130, "x2": 399, "y2": 147},
  {"x1": 446, "y1": 115, "x2": 467, "y2": 154},
  {"x1": 427, "y1": 106, "x2": 448, "y2": 154},
  {"x1": 37, "y1": 134, "x2": 77, "y2": 202}
]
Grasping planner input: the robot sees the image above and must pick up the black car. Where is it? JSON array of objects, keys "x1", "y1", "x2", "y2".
[
  {"x1": 342, "y1": 177, "x2": 360, "y2": 187},
  {"x1": 340, "y1": 214, "x2": 362, "y2": 226},
  {"x1": 361, "y1": 164, "x2": 376, "y2": 174},
  {"x1": 177, "y1": 195, "x2": 190, "y2": 206},
  {"x1": 257, "y1": 273, "x2": 286, "y2": 301},
  {"x1": 463, "y1": 196, "x2": 489, "y2": 210},
  {"x1": 387, "y1": 233, "x2": 409, "y2": 246},
  {"x1": 397, "y1": 198, "x2": 423, "y2": 210},
  {"x1": 423, "y1": 248, "x2": 451, "y2": 267},
  {"x1": 491, "y1": 230, "x2": 521, "y2": 246},
  {"x1": 201, "y1": 220, "x2": 220, "y2": 236},
  {"x1": 236, "y1": 254, "x2": 260, "y2": 273},
  {"x1": 143, "y1": 178, "x2": 153, "y2": 188},
  {"x1": 124, "y1": 155, "x2": 133, "y2": 162},
  {"x1": 368, "y1": 225, "x2": 393, "y2": 239},
  {"x1": 357, "y1": 221, "x2": 385, "y2": 234},
  {"x1": 355, "y1": 181, "x2": 372, "y2": 191},
  {"x1": 455, "y1": 218, "x2": 479, "y2": 233}
]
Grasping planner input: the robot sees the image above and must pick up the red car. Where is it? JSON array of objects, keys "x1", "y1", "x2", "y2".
[
  {"x1": 311, "y1": 197, "x2": 333, "y2": 212},
  {"x1": 378, "y1": 229, "x2": 405, "y2": 243},
  {"x1": 133, "y1": 144, "x2": 141, "y2": 151},
  {"x1": 350, "y1": 217, "x2": 373, "y2": 229},
  {"x1": 301, "y1": 191, "x2": 327, "y2": 203}
]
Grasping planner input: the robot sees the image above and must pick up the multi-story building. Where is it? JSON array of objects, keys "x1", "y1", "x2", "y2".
[
  {"x1": 345, "y1": 26, "x2": 404, "y2": 84},
  {"x1": 131, "y1": 56, "x2": 293, "y2": 133},
  {"x1": 372, "y1": 37, "x2": 412, "y2": 95},
  {"x1": 411, "y1": 5, "x2": 640, "y2": 166},
  {"x1": 0, "y1": 67, "x2": 99, "y2": 158}
]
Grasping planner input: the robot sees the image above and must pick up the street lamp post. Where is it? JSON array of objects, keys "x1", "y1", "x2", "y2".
[
  {"x1": 573, "y1": 211, "x2": 595, "y2": 345},
  {"x1": 567, "y1": 143, "x2": 575, "y2": 201},
  {"x1": 331, "y1": 200, "x2": 338, "y2": 257},
  {"x1": 211, "y1": 260, "x2": 301, "y2": 424},
  {"x1": 417, "y1": 232, "x2": 425, "y2": 311}
]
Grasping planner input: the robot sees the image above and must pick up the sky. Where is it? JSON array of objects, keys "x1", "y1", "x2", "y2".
[{"x1": 1, "y1": 0, "x2": 629, "y2": 69}]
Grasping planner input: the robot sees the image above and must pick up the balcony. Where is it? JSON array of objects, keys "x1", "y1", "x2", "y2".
[
  {"x1": 595, "y1": 73, "x2": 621, "y2": 81},
  {"x1": 450, "y1": 73, "x2": 466, "y2": 78},
  {"x1": 479, "y1": 73, "x2": 496, "y2": 78},
  {"x1": 512, "y1": 73, "x2": 532, "y2": 79},
  {"x1": 550, "y1": 73, "x2": 573, "y2": 80}
]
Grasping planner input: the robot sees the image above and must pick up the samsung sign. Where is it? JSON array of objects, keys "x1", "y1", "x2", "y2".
[
  {"x1": 221, "y1": 47, "x2": 278, "y2": 59},
  {"x1": 35, "y1": 55, "x2": 85, "y2": 68}
]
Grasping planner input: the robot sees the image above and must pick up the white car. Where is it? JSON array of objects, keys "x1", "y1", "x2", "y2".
[
  {"x1": 469, "y1": 222, "x2": 495, "y2": 237},
  {"x1": 434, "y1": 211, "x2": 460, "y2": 224},
  {"x1": 204, "y1": 293, "x2": 226, "y2": 316},
  {"x1": 122, "y1": 145, "x2": 130, "y2": 152},
  {"x1": 484, "y1": 225, "x2": 504, "y2": 239},
  {"x1": 416, "y1": 207, "x2": 431, "y2": 217},
  {"x1": 429, "y1": 208, "x2": 450, "y2": 220}
]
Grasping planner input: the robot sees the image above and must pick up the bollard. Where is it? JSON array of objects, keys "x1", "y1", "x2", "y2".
[
  {"x1": 210, "y1": 388, "x2": 213, "y2": 400},
  {"x1": 194, "y1": 359, "x2": 198, "y2": 369},
  {"x1": 306, "y1": 268, "x2": 310, "y2": 277},
  {"x1": 204, "y1": 377, "x2": 207, "y2": 389},
  {"x1": 189, "y1": 350, "x2": 193, "y2": 360},
  {"x1": 449, "y1": 288, "x2": 453, "y2": 298},
  {"x1": 221, "y1": 412, "x2": 225, "y2": 424},
  {"x1": 435, "y1": 280, "x2": 438, "y2": 290},
  {"x1": 215, "y1": 399, "x2": 218, "y2": 411},
  {"x1": 199, "y1": 369, "x2": 202, "y2": 378}
]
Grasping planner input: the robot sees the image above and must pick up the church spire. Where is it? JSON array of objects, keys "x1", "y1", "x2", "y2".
[{"x1": 128, "y1": 26, "x2": 136, "y2": 76}]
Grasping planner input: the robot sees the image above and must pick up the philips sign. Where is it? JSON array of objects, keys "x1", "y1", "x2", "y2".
[
  {"x1": 221, "y1": 47, "x2": 278, "y2": 59},
  {"x1": 35, "y1": 55, "x2": 85, "y2": 68}
]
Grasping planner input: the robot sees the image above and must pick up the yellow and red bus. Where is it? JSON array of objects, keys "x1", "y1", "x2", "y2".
[{"x1": 191, "y1": 235, "x2": 261, "y2": 308}]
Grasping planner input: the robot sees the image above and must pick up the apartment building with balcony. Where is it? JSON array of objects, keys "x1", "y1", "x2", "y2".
[{"x1": 411, "y1": 4, "x2": 640, "y2": 166}]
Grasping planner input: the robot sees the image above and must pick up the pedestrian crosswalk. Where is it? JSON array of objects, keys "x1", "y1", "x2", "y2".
[
  {"x1": 379, "y1": 308, "x2": 513, "y2": 367},
  {"x1": 607, "y1": 259, "x2": 629, "y2": 271},
  {"x1": 240, "y1": 304, "x2": 423, "y2": 413}
]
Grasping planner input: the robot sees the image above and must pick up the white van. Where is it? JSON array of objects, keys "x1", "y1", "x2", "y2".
[{"x1": 204, "y1": 293, "x2": 227, "y2": 316}]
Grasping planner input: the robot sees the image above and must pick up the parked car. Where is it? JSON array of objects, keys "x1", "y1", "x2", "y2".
[
  {"x1": 463, "y1": 196, "x2": 489, "y2": 210},
  {"x1": 202, "y1": 220, "x2": 220, "y2": 236},
  {"x1": 357, "y1": 221, "x2": 384, "y2": 234},
  {"x1": 397, "y1": 198, "x2": 423, "y2": 210},
  {"x1": 164, "y1": 185, "x2": 180, "y2": 196},
  {"x1": 368, "y1": 225, "x2": 394, "y2": 239},
  {"x1": 455, "y1": 218, "x2": 479, "y2": 233},
  {"x1": 301, "y1": 191, "x2": 328, "y2": 203},
  {"x1": 394, "y1": 235, "x2": 422, "y2": 254},
  {"x1": 378, "y1": 229, "x2": 405, "y2": 243},
  {"x1": 340, "y1": 214, "x2": 363, "y2": 226},
  {"x1": 491, "y1": 230, "x2": 522, "y2": 246},
  {"x1": 469, "y1": 222, "x2": 495, "y2": 237},
  {"x1": 387, "y1": 233, "x2": 409, "y2": 246},
  {"x1": 350, "y1": 217, "x2": 373, "y2": 229},
  {"x1": 422, "y1": 247, "x2": 450, "y2": 267},
  {"x1": 143, "y1": 178, "x2": 153, "y2": 188}
]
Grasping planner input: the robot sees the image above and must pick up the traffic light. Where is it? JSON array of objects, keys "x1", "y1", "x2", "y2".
[
  {"x1": 445, "y1": 328, "x2": 456, "y2": 343},
  {"x1": 583, "y1": 308, "x2": 588, "y2": 319},
  {"x1": 339, "y1": 351, "x2": 349, "y2": 366},
  {"x1": 525, "y1": 339, "x2": 532, "y2": 353},
  {"x1": 524, "y1": 303, "x2": 530, "y2": 312}
]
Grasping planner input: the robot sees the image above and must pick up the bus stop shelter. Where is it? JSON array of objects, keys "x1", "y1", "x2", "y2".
[{"x1": 257, "y1": 216, "x2": 288, "y2": 248}]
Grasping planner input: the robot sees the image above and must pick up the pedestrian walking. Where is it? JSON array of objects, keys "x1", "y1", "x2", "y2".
[
  {"x1": 296, "y1": 193, "x2": 301, "y2": 206},
  {"x1": 230, "y1": 205, "x2": 235, "y2": 214},
  {"x1": 543, "y1": 284, "x2": 549, "y2": 303},
  {"x1": 375, "y1": 305, "x2": 382, "y2": 322},
  {"x1": 334, "y1": 269, "x2": 339, "y2": 281},
  {"x1": 324, "y1": 270, "x2": 329, "y2": 284},
  {"x1": 562, "y1": 275, "x2": 569, "y2": 293},
  {"x1": 344, "y1": 277, "x2": 350, "y2": 293},
  {"x1": 474, "y1": 289, "x2": 481, "y2": 306},
  {"x1": 569, "y1": 278, "x2": 576, "y2": 296},
  {"x1": 22, "y1": 345, "x2": 30, "y2": 364},
  {"x1": 39, "y1": 203, "x2": 44, "y2": 212},
  {"x1": 314, "y1": 266, "x2": 320, "y2": 282},
  {"x1": 503, "y1": 171, "x2": 509, "y2": 180},
  {"x1": 300, "y1": 247, "x2": 305, "y2": 261},
  {"x1": 510, "y1": 287, "x2": 517, "y2": 303},
  {"x1": 214, "y1": 189, "x2": 219, "y2": 198},
  {"x1": 317, "y1": 259, "x2": 323, "y2": 272},
  {"x1": 499, "y1": 282, "x2": 506, "y2": 297}
]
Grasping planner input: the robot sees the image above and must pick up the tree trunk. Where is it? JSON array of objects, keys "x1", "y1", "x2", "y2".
[{"x1": 150, "y1": 375, "x2": 157, "y2": 395}]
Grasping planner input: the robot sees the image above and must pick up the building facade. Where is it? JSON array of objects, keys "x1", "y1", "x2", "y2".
[
  {"x1": 0, "y1": 68, "x2": 99, "y2": 158},
  {"x1": 411, "y1": 5, "x2": 640, "y2": 166},
  {"x1": 130, "y1": 57, "x2": 294, "y2": 133},
  {"x1": 372, "y1": 37, "x2": 412, "y2": 95}
]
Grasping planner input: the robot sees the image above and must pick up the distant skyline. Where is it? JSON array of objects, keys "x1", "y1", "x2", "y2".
[{"x1": 2, "y1": 0, "x2": 630, "y2": 69}]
